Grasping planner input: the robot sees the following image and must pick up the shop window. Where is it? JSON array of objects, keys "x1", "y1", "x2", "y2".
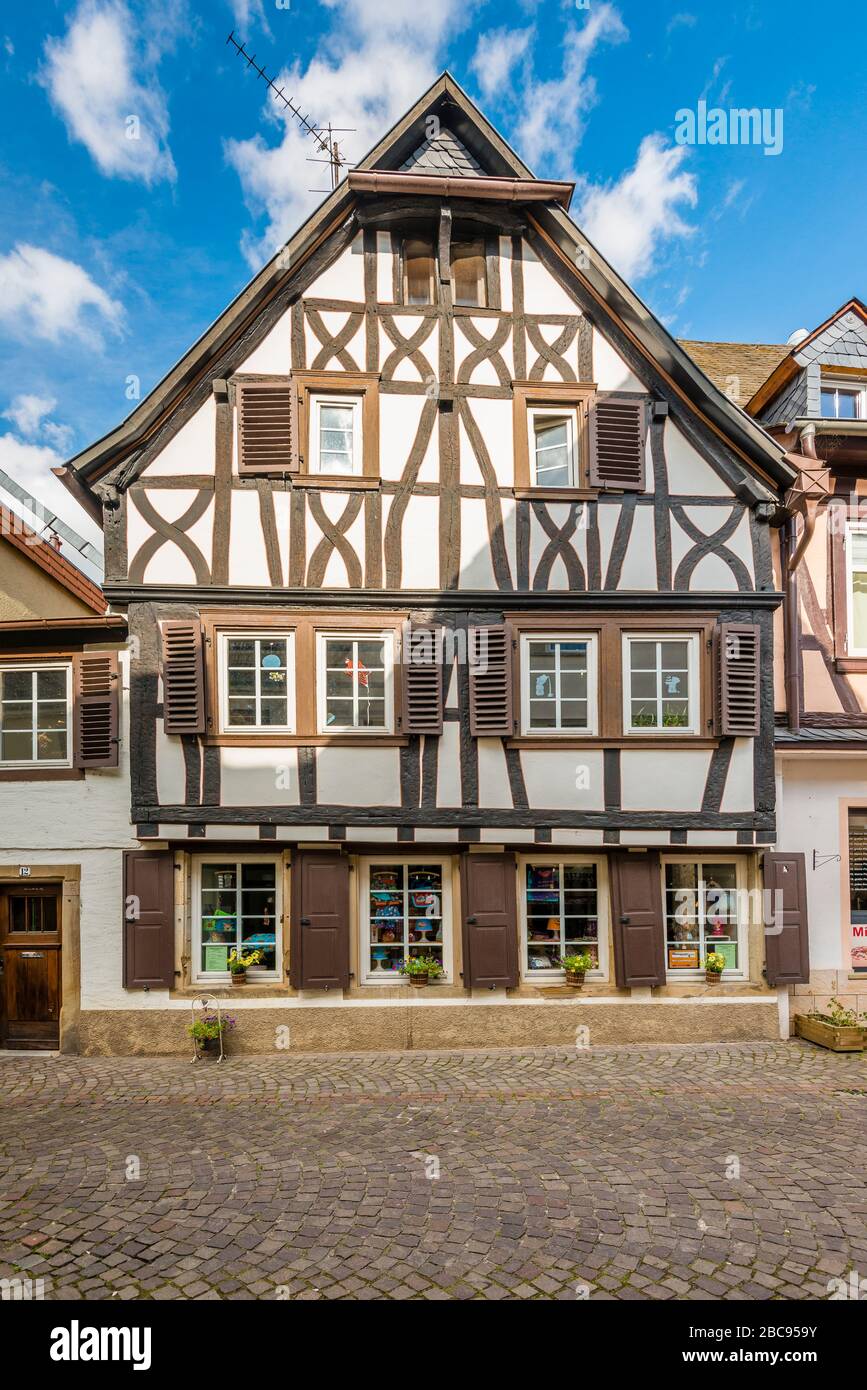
[
  {"x1": 623, "y1": 633, "x2": 699, "y2": 734},
  {"x1": 195, "y1": 858, "x2": 279, "y2": 980},
  {"x1": 316, "y1": 632, "x2": 394, "y2": 733},
  {"x1": 663, "y1": 860, "x2": 742, "y2": 973},
  {"x1": 362, "y1": 860, "x2": 449, "y2": 981},
  {"x1": 0, "y1": 664, "x2": 71, "y2": 766},
  {"x1": 520, "y1": 634, "x2": 597, "y2": 735},
  {"x1": 218, "y1": 633, "x2": 294, "y2": 732},
  {"x1": 524, "y1": 861, "x2": 601, "y2": 975}
]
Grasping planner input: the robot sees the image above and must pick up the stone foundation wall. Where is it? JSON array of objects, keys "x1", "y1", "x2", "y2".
[
  {"x1": 78, "y1": 999, "x2": 781, "y2": 1055},
  {"x1": 791, "y1": 971, "x2": 867, "y2": 1031}
]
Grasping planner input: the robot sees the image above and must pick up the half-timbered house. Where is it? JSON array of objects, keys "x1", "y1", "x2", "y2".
[
  {"x1": 690, "y1": 301, "x2": 867, "y2": 1023},
  {"x1": 59, "y1": 75, "x2": 802, "y2": 1053}
]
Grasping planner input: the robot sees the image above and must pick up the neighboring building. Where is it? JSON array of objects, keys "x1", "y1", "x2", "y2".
[
  {"x1": 688, "y1": 299, "x2": 867, "y2": 1024},
  {"x1": 0, "y1": 505, "x2": 130, "y2": 1051},
  {"x1": 57, "y1": 75, "x2": 803, "y2": 1054}
]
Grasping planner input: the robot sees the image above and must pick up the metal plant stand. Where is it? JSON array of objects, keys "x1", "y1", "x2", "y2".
[{"x1": 190, "y1": 994, "x2": 225, "y2": 1063}]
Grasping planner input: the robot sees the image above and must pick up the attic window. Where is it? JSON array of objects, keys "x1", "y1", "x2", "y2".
[
  {"x1": 402, "y1": 235, "x2": 436, "y2": 305},
  {"x1": 821, "y1": 378, "x2": 866, "y2": 420},
  {"x1": 451, "y1": 236, "x2": 487, "y2": 307}
]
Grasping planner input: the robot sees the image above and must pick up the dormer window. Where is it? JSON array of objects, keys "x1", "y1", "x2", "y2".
[
  {"x1": 821, "y1": 378, "x2": 867, "y2": 419},
  {"x1": 451, "y1": 235, "x2": 487, "y2": 307},
  {"x1": 402, "y1": 235, "x2": 436, "y2": 305}
]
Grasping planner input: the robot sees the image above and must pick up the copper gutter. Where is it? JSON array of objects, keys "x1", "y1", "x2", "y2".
[{"x1": 348, "y1": 170, "x2": 574, "y2": 210}]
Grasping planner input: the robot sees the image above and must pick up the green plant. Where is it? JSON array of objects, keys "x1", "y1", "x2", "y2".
[
  {"x1": 558, "y1": 952, "x2": 595, "y2": 974},
  {"x1": 703, "y1": 952, "x2": 726, "y2": 974},
  {"x1": 228, "y1": 948, "x2": 262, "y2": 975},
  {"x1": 187, "y1": 1013, "x2": 236, "y2": 1041},
  {"x1": 809, "y1": 997, "x2": 866, "y2": 1028},
  {"x1": 399, "y1": 954, "x2": 444, "y2": 979}
]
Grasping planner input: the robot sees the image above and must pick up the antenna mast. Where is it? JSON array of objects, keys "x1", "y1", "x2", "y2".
[{"x1": 226, "y1": 31, "x2": 353, "y2": 189}]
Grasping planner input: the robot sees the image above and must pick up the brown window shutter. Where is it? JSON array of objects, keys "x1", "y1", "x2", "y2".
[
  {"x1": 610, "y1": 851, "x2": 666, "y2": 987},
  {"x1": 715, "y1": 622, "x2": 760, "y2": 736},
  {"x1": 468, "y1": 623, "x2": 514, "y2": 736},
  {"x1": 763, "y1": 851, "x2": 810, "y2": 985},
  {"x1": 460, "y1": 852, "x2": 519, "y2": 988},
  {"x1": 123, "y1": 850, "x2": 176, "y2": 989},
  {"x1": 291, "y1": 853, "x2": 350, "y2": 990},
  {"x1": 588, "y1": 395, "x2": 647, "y2": 490},
  {"x1": 73, "y1": 651, "x2": 119, "y2": 768},
  {"x1": 237, "y1": 378, "x2": 299, "y2": 474},
  {"x1": 400, "y1": 624, "x2": 443, "y2": 735},
  {"x1": 162, "y1": 621, "x2": 205, "y2": 735}
]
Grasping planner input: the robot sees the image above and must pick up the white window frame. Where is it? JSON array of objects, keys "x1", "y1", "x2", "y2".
[
  {"x1": 661, "y1": 854, "x2": 748, "y2": 980},
  {"x1": 518, "y1": 854, "x2": 609, "y2": 982},
  {"x1": 520, "y1": 632, "x2": 598, "y2": 736},
  {"x1": 192, "y1": 854, "x2": 282, "y2": 984},
  {"x1": 0, "y1": 662, "x2": 72, "y2": 768},
  {"x1": 622, "y1": 632, "x2": 700, "y2": 736},
  {"x1": 845, "y1": 521, "x2": 867, "y2": 657},
  {"x1": 528, "y1": 405, "x2": 580, "y2": 488},
  {"x1": 820, "y1": 376, "x2": 867, "y2": 420},
  {"x1": 316, "y1": 630, "x2": 395, "y2": 735},
  {"x1": 218, "y1": 631, "x2": 296, "y2": 734},
  {"x1": 360, "y1": 855, "x2": 453, "y2": 984},
  {"x1": 309, "y1": 392, "x2": 362, "y2": 475}
]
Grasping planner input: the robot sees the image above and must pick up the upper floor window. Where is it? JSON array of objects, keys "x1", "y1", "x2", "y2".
[
  {"x1": 316, "y1": 632, "x2": 395, "y2": 734},
  {"x1": 0, "y1": 664, "x2": 71, "y2": 766},
  {"x1": 623, "y1": 633, "x2": 699, "y2": 734},
  {"x1": 520, "y1": 634, "x2": 597, "y2": 735},
  {"x1": 530, "y1": 407, "x2": 580, "y2": 488},
  {"x1": 846, "y1": 523, "x2": 867, "y2": 655},
  {"x1": 402, "y1": 235, "x2": 437, "y2": 305},
  {"x1": 821, "y1": 378, "x2": 867, "y2": 419},
  {"x1": 310, "y1": 393, "x2": 362, "y2": 475},
  {"x1": 451, "y1": 235, "x2": 487, "y2": 307},
  {"x1": 218, "y1": 634, "x2": 295, "y2": 733}
]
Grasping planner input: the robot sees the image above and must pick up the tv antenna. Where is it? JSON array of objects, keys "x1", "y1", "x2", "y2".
[{"x1": 226, "y1": 31, "x2": 354, "y2": 190}]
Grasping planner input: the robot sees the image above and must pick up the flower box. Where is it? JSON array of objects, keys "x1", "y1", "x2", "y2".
[{"x1": 795, "y1": 1014, "x2": 867, "y2": 1053}]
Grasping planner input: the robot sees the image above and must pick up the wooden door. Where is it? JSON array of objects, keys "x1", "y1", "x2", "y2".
[
  {"x1": 0, "y1": 885, "x2": 62, "y2": 1049},
  {"x1": 290, "y1": 853, "x2": 350, "y2": 990}
]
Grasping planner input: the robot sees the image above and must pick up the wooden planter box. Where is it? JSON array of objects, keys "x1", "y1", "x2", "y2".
[{"x1": 795, "y1": 1014, "x2": 867, "y2": 1053}]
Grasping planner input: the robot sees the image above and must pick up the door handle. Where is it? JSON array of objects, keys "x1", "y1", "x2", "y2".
[
  {"x1": 620, "y1": 916, "x2": 630, "y2": 925},
  {"x1": 467, "y1": 916, "x2": 477, "y2": 925},
  {"x1": 300, "y1": 917, "x2": 311, "y2": 925}
]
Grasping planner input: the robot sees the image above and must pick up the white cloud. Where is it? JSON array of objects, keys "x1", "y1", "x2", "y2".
[
  {"x1": 2, "y1": 394, "x2": 57, "y2": 437},
  {"x1": 229, "y1": 0, "x2": 271, "y2": 39},
  {"x1": 225, "y1": 0, "x2": 471, "y2": 268},
  {"x1": 41, "y1": 0, "x2": 177, "y2": 185},
  {"x1": 0, "y1": 244, "x2": 124, "y2": 346},
  {"x1": 515, "y1": 4, "x2": 628, "y2": 174},
  {"x1": 470, "y1": 26, "x2": 533, "y2": 100},
  {"x1": 666, "y1": 12, "x2": 697, "y2": 33},
  {"x1": 0, "y1": 432, "x2": 103, "y2": 576},
  {"x1": 576, "y1": 134, "x2": 697, "y2": 282}
]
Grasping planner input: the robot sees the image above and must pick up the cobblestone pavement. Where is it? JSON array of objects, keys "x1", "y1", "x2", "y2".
[{"x1": 1, "y1": 1041, "x2": 866, "y2": 1301}]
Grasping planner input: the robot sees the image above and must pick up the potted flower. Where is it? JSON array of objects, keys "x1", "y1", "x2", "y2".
[
  {"x1": 399, "y1": 955, "x2": 444, "y2": 988},
  {"x1": 187, "y1": 1012, "x2": 236, "y2": 1056},
  {"x1": 558, "y1": 951, "x2": 595, "y2": 987},
  {"x1": 703, "y1": 951, "x2": 726, "y2": 983},
  {"x1": 228, "y1": 948, "x2": 262, "y2": 987},
  {"x1": 795, "y1": 997, "x2": 867, "y2": 1053}
]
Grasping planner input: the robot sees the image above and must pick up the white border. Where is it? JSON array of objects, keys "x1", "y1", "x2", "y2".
[
  {"x1": 520, "y1": 632, "x2": 598, "y2": 736},
  {"x1": 517, "y1": 853, "x2": 610, "y2": 983},
  {"x1": 218, "y1": 631, "x2": 296, "y2": 734},
  {"x1": 622, "y1": 631, "x2": 700, "y2": 736},
  {"x1": 315, "y1": 630, "x2": 395, "y2": 735},
  {"x1": 360, "y1": 855, "x2": 453, "y2": 984},
  {"x1": 191, "y1": 853, "x2": 282, "y2": 983}
]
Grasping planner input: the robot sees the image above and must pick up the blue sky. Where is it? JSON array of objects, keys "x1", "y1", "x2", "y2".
[{"x1": 1, "y1": 0, "x2": 865, "y2": 561}]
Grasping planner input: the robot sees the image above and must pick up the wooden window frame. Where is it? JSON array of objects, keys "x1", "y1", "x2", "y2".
[
  {"x1": 217, "y1": 630, "x2": 296, "y2": 735},
  {"x1": 0, "y1": 660, "x2": 73, "y2": 772},
  {"x1": 506, "y1": 613, "x2": 716, "y2": 747},
  {"x1": 661, "y1": 854, "x2": 748, "y2": 980},
  {"x1": 622, "y1": 631, "x2": 701, "y2": 737},
  {"x1": 399, "y1": 232, "x2": 438, "y2": 307},
  {"x1": 450, "y1": 233, "x2": 488, "y2": 309},
  {"x1": 315, "y1": 629, "x2": 396, "y2": 736},
  {"x1": 293, "y1": 371, "x2": 380, "y2": 487},
  {"x1": 519, "y1": 631, "x2": 599, "y2": 737},
  {"x1": 512, "y1": 382, "x2": 596, "y2": 498},
  {"x1": 518, "y1": 853, "x2": 610, "y2": 984},
  {"x1": 359, "y1": 854, "x2": 453, "y2": 985},
  {"x1": 201, "y1": 610, "x2": 408, "y2": 746},
  {"x1": 191, "y1": 852, "x2": 282, "y2": 985}
]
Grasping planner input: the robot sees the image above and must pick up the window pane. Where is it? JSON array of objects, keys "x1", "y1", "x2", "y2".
[
  {"x1": 560, "y1": 701, "x2": 587, "y2": 728},
  {"x1": 529, "y1": 701, "x2": 556, "y2": 728},
  {"x1": 357, "y1": 640, "x2": 385, "y2": 669},
  {"x1": 629, "y1": 641, "x2": 656, "y2": 671},
  {"x1": 227, "y1": 639, "x2": 255, "y2": 666},
  {"x1": 451, "y1": 239, "x2": 486, "y2": 307},
  {"x1": 2, "y1": 671, "x2": 32, "y2": 701},
  {"x1": 227, "y1": 698, "x2": 256, "y2": 726},
  {"x1": 662, "y1": 700, "x2": 689, "y2": 728},
  {"x1": 2, "y1": 731, "x2": 32, "y2": 760},
  {"x1": 853, "y1": 570, "x2": 867, "y2": 650},
  {"x1": 325, "y1": 639, "x2": 353, "y2": 667},
  {"x1": 631, "y1": 701, "x2": 657, "y2": 728},
  {"x1": 37, "y1": 731, "x2": 66, "y2": 761},
  {"x1": 838, "y1": 390, "x2": 859, "y2": 419},
  {"x1": 2, "y1": 702, "x2": 33, "y2": 731},
  {"x1": 227, "y1": 668, "x2": 255, "y2": 695},
  {"x1": 533, "y1": 417, "x2": 574, "y2": 487},
  {"x1": 403, "y1": 237, "x2": 436, "y2": 305},
  {"x1": 259, "y1": 698, "x2": 287, "y2": 726},
  {"x1": 324, "y1": 699, "x2": 353, "y2": 727},
  {"x1": 37, "y1": 670, "x2": 66, "y2": 699},
  {"x1": 660, "y1": 641, "x2": 689, "y2": 671}
]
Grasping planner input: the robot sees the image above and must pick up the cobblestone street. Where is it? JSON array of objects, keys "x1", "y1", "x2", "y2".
[{"x1": 1, "y1": 1041, "x2": 866, "y2": 1301}]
